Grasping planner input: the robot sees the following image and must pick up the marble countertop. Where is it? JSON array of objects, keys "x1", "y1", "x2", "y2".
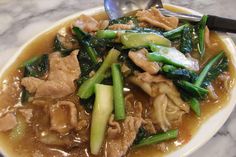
[{"x1": 0, "y1": 0, "x2": 236, "y2": 156}]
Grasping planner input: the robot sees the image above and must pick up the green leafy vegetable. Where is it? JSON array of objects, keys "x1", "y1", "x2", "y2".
[
  {"x1": 148, "y1": 44, "x2": 196, "y2": 70},
  {"x1": 96, "y1": 30, "x2": 118, "y2": 39},
  {"x1": 189, "y1": 97, "x2": 201, "y2": 116},
  {"x1": 176, "y1": 80, "x2": 208, "y2": 99},
  {"x1": 73, "y1": 27, "x2": 98, "y2": 64},
  {"x1": 109, "y1": 16, "x2": 138, "y2": 26},
  {"x1": 162, "y1": 65, "x2": 198, "y2": 83},
  {"x1": 121, "y1": 33, "x2": 171, "y2": 48},
  {"x1": 23, "y1": 54, "x2": 49, "y2": 78},
  {"x1": 134, "y1": 129, "x2": 178, "y2": 148},
  {"x1": 21, "y1": 54, "x2": 49, "y2": 103},
  {"x1": 77, "y1": 48, "x2": 120, "y2": 99},
  {"x1": 202, "y1": 55, "x2": 228, "y2": 87},
  {"x1": 197, "y1": 15, "x2": 208, "y2": 57},
  {"x1": 163, "y1": 24, "x2": 188, "y2": 40},
  {"x1": 194, "y1": 51, "x2": 224, "y2": 87},
  {"x1": 54, "y1": 27, "x2": 79, "y2": 55},
  {"x1": 90, "y1": 84, "x2": 113, "y2": 155},
  {"x1": 80, "y1": 95, "x2": 95, "y2": 113},
  {"x1": 111, "y1": 63, "x2": 125, "y2": 120},
  {"x1": 180, "y1": 25, "x2": 193, "y2": 54},
  {"x1": 133, "y1": 127, "x2": 150, "y2": 145}
]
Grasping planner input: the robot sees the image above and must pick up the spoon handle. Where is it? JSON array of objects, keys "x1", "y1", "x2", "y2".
[{"x1": 207, "y1": 15, "x2": 236, "y2": 33}]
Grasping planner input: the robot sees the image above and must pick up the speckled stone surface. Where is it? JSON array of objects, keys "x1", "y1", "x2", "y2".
[{"x1": 0, "y1": 0, "x2": 236, "y2": 156}]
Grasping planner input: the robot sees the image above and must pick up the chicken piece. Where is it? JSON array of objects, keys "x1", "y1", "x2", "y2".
[
  {"x1": 108, "y1": 20, "x2": 135, "y2": 30},
  {"x1": 74, "y1": 14, "x2": 99, "y2": 32},
  {"x1": 105, "y1": 116, "x2": 142, "y2": 157},
  {"x1": 19, "y1": 109, "x2": 33, "y2": 123},
  {"x1": 49, "y1": 101, "x2": 78, "y2": 134},
  {"x1": 136, "y1": 7, "x2": 179, "y2": 30},
  {"x1": 128, "y1": 48, "x2": 160, "y2": 74},
  {"x1": 21, "y1": 50, "x2": 80, "y2": 99},
  {"x1": 0, "y1": 113, "x2": 17, "y2": 131}
]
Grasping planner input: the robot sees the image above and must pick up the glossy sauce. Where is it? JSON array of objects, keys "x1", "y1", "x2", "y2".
[{"x1": 0, "y1": 10, "x2": 235, "y2": 157}]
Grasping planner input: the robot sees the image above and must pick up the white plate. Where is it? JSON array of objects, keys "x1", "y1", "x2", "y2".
[{"x1": 0, "y1": 4, "x2": 236, "y2": 157}]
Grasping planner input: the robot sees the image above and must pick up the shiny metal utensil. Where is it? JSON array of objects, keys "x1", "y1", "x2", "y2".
[
  {"x1": 104, "y1": 0, "x2": 201, "y2": 21},
  {"x1": 104, "y1": 0, "x2": 236, "y2": 33}
]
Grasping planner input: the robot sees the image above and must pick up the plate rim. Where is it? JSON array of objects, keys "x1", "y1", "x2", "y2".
[{"x1": 0, "y1": 4, "x2": 236, "y2": 157}]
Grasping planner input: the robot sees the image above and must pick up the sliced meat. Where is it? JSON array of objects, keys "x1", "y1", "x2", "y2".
[
  {"x1": 129, "y1": 73, "x2": 189, "y2": 112},
  {"x1": 143, "y1": 118, "x2": 156, "y2": 134},
  {"x1": 21, "y1": 50, "x2": 80, "y2": 99},
  {"x1": 35, "y1": 81, "x2": 74, "y2": 99},
  {"x1": 108, "y1": 21, "x2": 135, "y2": 30},
  {"x1": 74, "y1": 14, "x2": 99, "y2": 32},
  {"x1": 125, "y1": 93, "x2": 143, "y2": 118},
  {"x1": 98, "y1": 20, "x2": 109, "y2": 30},
  {"x1": 156, "y1": 82, "x2": 189, "y2": 112},
  {"x1": 105, "y1": 116, "x2": 142, "y2": 157},
  {"x1": 153, "y1": 94, "x2": 171, "y2": 131},
  {"x1": 0, "y1": 113, "x2": 17, "y2": 131},
  {"x1": 153, "y1": 94, "x2": 185, "y2": 131},
  {"x1": 107, "y1": 114, "x2": 121, "y2": 138},
  {"x1": 57, "y1": 27, "x2": 80, "y2": 50},
  {"x1": 19, "y1": 109, "x2": 33, "y2": 123},
  {"x1": 136, "y1": 7, "x2": 179, "y2": 30},
  {"x1": 49, "y1": 101, "x2": 78, "y2": 134},
  {"x1": 128, "y1": 72, "x2": 172, "y2": 97},
  {"x1": 21, "y1": 77, "x2": 44, "y2": 93},
  {"x1": 165, "y1": 100, "x2": 185, "y2": 125},
  {"x1": 128, "y1": 48, "x2": 160, "y2": 74},
  {"x1": 128, "y1": 73, "x2": 189, "y2": 131}
]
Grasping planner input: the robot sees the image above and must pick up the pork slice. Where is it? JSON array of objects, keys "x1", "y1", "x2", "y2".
[
  {"x1": 0, "y1": 113, "x2": 17, "y2": 131},
  {"x1": 74, "y1": 14, "x2": 99, "y2": 32},
  {"x1": 108, "y1": 20, "x2": 135, "y2": 30},
  {"x1": 48, "y1": 50, "x2": 80, "y2": 82},
  {"x1": 49, "y1": 101, "x2": 78, "y2": 134},
  {"x1": 128, "y1": 48, "x2": 160, "y2": 74},
  {"x1": 21, "y1": 50, "x2": 80, "y2": 99},
  {"x1": 105, "y1": 116, "x2": 142, "y2": 157},
  {"x1": 107, "y1": 114, "x2": 121, "y2": 138},
  {"x1": 21, "y1": 77, "x2": 44, "y2": 93},
  {"x1": 136, "y1": 7, "x2": 179, "y2": 30}
]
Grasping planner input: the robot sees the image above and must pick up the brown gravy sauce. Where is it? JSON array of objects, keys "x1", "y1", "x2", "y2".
[{"x1": 0, "y1": 9, "x2": 235, "y2": 157}]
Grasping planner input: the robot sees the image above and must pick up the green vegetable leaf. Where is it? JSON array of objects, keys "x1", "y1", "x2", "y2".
[
  {"x1": 180, "y1": 25, "x2": 193, "y2": 54},
  {"x1": 202, "y1": 55, "x2": 228, "y2": 87},
  {"x1": 197, "y1": 15, "x2": 208, "y2": 57}
]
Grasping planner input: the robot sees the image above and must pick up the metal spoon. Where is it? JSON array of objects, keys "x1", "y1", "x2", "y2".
[{"x1": 104, "y1": 0, "x2": 236, "y2": 33}]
